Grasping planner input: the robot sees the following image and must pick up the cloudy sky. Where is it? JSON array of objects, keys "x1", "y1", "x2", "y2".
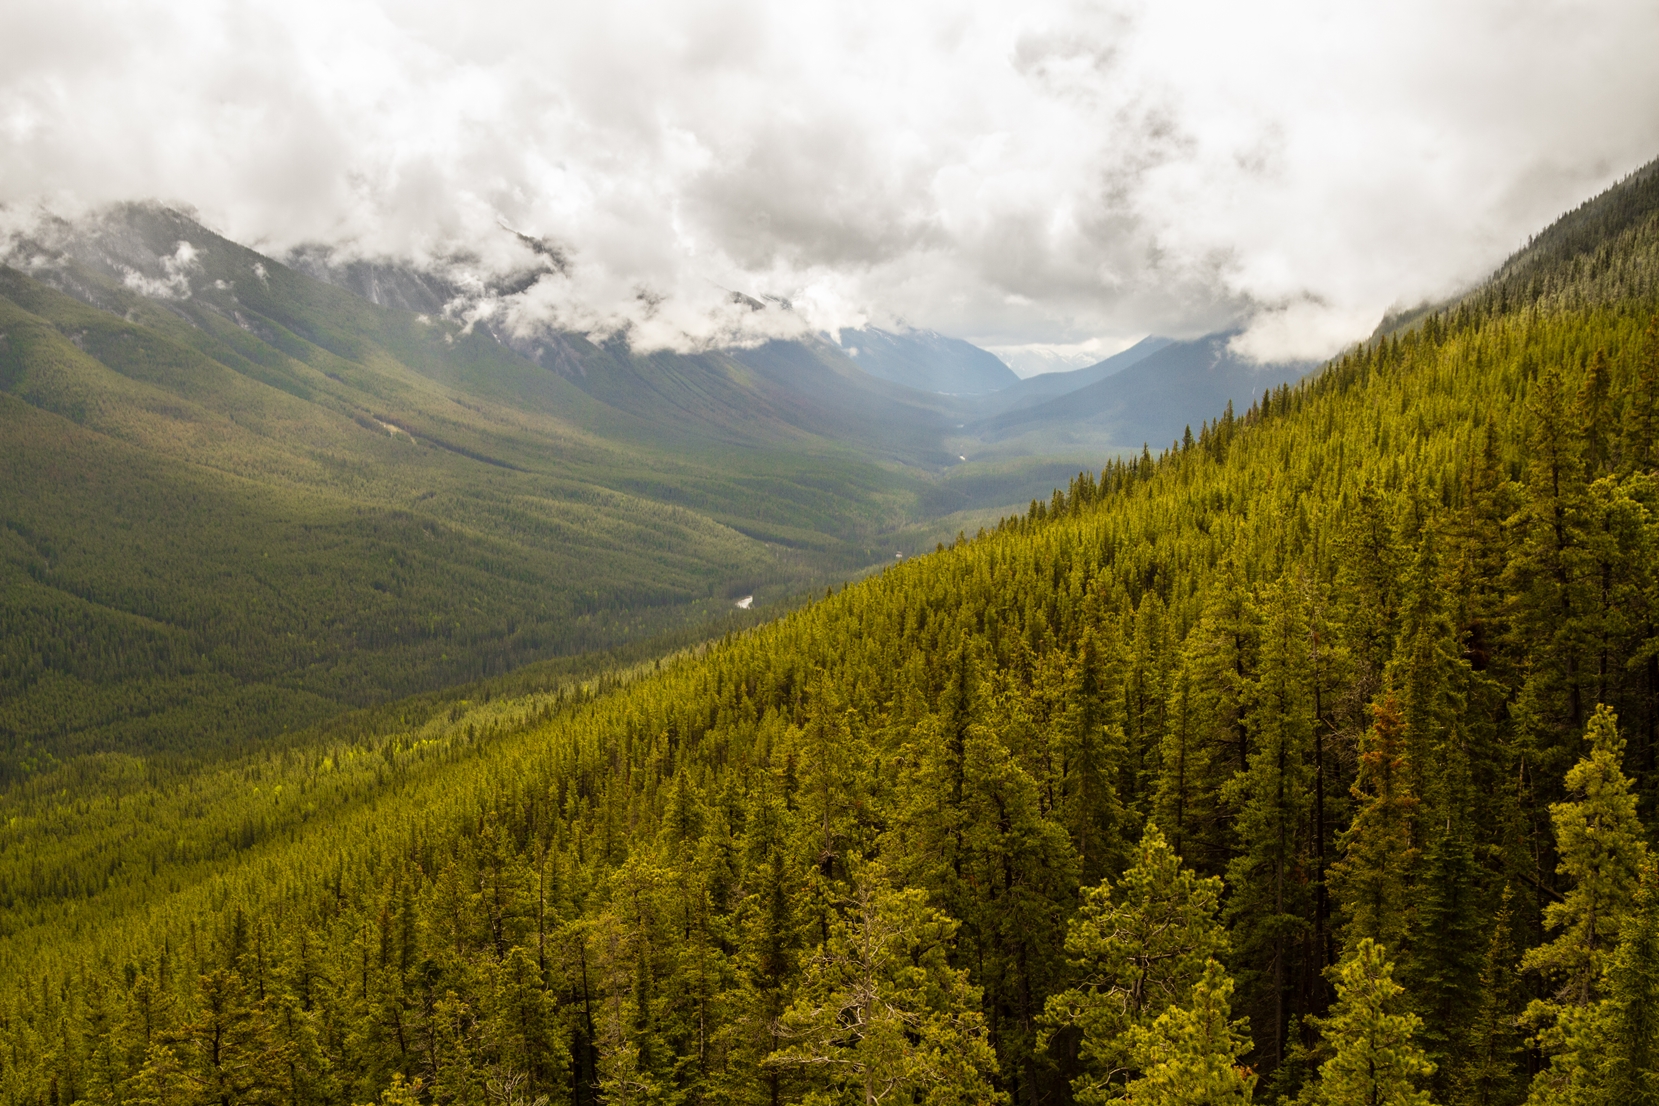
[{"x1": 3, "y1": 1, "x2": 1659, "y2": 366}]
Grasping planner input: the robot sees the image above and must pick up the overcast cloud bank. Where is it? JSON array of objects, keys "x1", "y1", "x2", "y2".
[{"x1": 3, "y1": 1, "x2": 1659, "y2": 359}]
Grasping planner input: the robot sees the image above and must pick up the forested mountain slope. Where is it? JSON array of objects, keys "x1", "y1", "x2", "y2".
[
  {"x1": 0, "y1": 205, "x2": 1082, "y2": 774},
  {"x1": 3, "y1": 160, "x2": 1659, "y2": 1106}
]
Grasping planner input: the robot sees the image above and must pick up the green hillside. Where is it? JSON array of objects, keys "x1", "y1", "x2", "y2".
[
  {"x1": 0, "y1": 206, "x2": 1085, "y2": 776},
  {"x1": 4, "y1": 164, "x2": 1659, "y2": 1106}
]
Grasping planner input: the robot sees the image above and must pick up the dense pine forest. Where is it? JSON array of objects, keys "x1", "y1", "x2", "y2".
[{"x1": 5, "y1": 163, "x2": 1659, "y2": 1106}]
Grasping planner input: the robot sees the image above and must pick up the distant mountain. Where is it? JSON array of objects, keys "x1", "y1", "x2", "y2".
[
  {"x1": 983, "y1": 345, "x2": 1099, "y2": 378},
  {"x1": 967, "y1": 332, "x2": 1310, "y2": 451},
  {"x1": 976, "y1": 335, "x2": 1174, "y2": 414},
  {"x1": 285, "y1": 252, "x2": 974, "y2": 464},
  {"x1": 284, "y1": 248, "x2": 460, "y2": 316},
  {"x1": 835, "y1": 326, "x2": 1019, "y2": 395}
]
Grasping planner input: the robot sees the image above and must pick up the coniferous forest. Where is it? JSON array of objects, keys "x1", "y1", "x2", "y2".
[{"x1": 5, "y1": 163, "x2": 1659, "y2": 1106}]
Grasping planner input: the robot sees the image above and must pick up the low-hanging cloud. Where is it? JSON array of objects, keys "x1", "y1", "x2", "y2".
[{"x1": 3, "y1": 0, "x2": 1658, "y2": 358}]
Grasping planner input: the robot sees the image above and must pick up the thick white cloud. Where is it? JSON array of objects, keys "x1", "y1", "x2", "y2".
[{"x1": 2, "y1": 0, "x2": 1657, "y2": 357}]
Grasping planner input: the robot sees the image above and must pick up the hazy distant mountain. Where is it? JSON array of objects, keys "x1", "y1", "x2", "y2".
[
  {"x1": 984, "y1": 346, "x2": 1099, "y2": 378},
  {"x1": 978, "y1": 336, "x2": 1174, "y2": 414},
  {"x1": 968, "y1": 333, "x2": 1310, "y2": 451},
  {"x1": 836, "y1": 326, "x2": 1020, "y2": 395},
  {"x1": 284, "y1": 247, "x2": 460, "y2": 316}
]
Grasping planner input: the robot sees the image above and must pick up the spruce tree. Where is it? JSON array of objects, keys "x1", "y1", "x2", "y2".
[
  {"x1": 1624, "y1": 316, "x2": 1659, "y2": 474},
  {"x1": 179, "y1": 969, "x2": 295, "y2": 1106},
  {"x1": 1520, "y1": 705, "x2": 1650, "y2": 1106},
  {"x1": 1154, "y1": 656, "x2": 1213, "y2": 867},
  {"x1": 1451, "y1": 888, "x2": 1523, "y2": 1106},
  {"x1": 1577, "y1": 350, "x2": 1615, "y2": 479},
  {"x1": 1600, "y1": 860, "x2": 1659, "y2": 1106},
  {"x1": 1530, "y1": 859, "x2": 1659, "y2": 1106},
  {"x1": 1522, "y1": 705, "x2": 1649, "y2": 1013},
  {"x1": 1328, "y1": 694, "x2": 1419, "y2": 958},
  {"x1": 1058, "y1": 619, "x2": 1130, "y2": 885},
  {"x1": 1224, "y1": 576, "x2": 1315, "y2": 1068},
  {"x1": 1390, "y1": 528, "x2": 1467, "y2": 806},
  {"x1": 1507, "y1": 366, "x2": 1593, "y2": 775},
  {"x1": 1410, "y1": 819, "x2": 1487, "y2": 1097}
]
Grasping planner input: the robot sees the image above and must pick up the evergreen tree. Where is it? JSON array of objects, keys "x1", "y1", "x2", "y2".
[
  {"x1": 766, "y1": 865, "x2": 1001, "y2": 1105},
  {"x1": 1623, "y1": 316, "x2": 1659, "y2": 474},
  {"x1": 1313, "y1": 940, "x2": 1435, "y2": 1106},
  {"x1": 730, "y1": 785, "x2": 801, "y2": 1105},
  {"x1": 1128, "y1": 591, "x2": 1173, "y2": 805},
  {"x1": 1058, "y1": 618, "x2": 1130, "y2": 885},
  {"x1": 1577, "y1": 350, "x2": 1615, "y2": 479},
  {"x1": 1527, "y1": 859, "x2": 1659, "y2": 1106},
  {"x1": 1328, "y1": 694, "x2": 1419, "y2": 958},
  {"x1": 1336, "y1": 482, "x2": 1403, "y2": 698},
  {"x1": 1600, "y1": 860, "x2": 1659, "y2": 1106},
  {"x1": 1390, "y1": 528, "x2": 1468, "y2": 808},
  {"x1": 1153, "y1": 656, "x2": 1203, "y2": 864},
  {"x1": 1523, "y1": 706, "x2": 1649, "y2": 1014},
  {"x1": 1508, "y1": 366, "x2": 1593, "y2": 778},
  {"x1": 1224, "y1": 576, "x2": 1316, "y2": 1068},
  {"x1": 1121, "y1": 960, "x2": 1256, "y2": 1106},
  {"x1": 1043, "y1": 823, "x2": 1228, "y2": 1104},
  {"x1": 177, "y1": 969, "x2": 295, "y2": 1106},
  {"x1": 1410, "y1": 819, "x2": 1488, "y2": 1097},
  {"x1": 1451, "y1": 888, "x2": 1524, "y2": 1106}
]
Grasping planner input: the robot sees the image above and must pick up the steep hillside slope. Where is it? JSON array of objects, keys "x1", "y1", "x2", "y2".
[
  {"x1": 1379, "y1": 154, "x2": 1659, "y2": 337},
  {"x1": 1474, "y1": 153, "x2": 1659, "y2": 311},
  {"x1": 4, "y1": 161, "x2": 1659, "y2": 1106}
]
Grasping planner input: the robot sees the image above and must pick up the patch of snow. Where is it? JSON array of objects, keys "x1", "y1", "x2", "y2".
[{"x1": 734, "y1": 595, "x2": 754, "y2": 610}]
